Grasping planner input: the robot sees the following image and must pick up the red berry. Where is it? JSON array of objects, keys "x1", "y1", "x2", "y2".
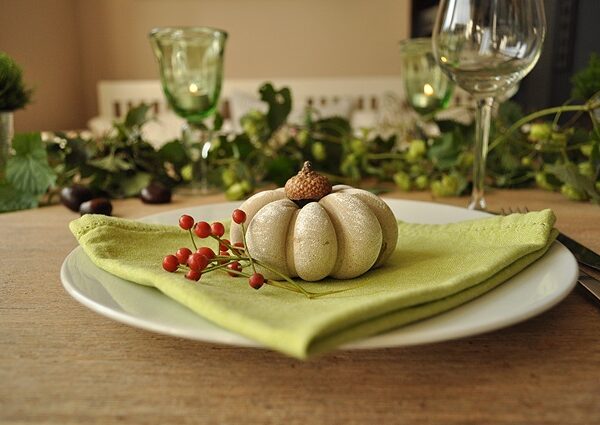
[
  {"x1": 187, "y1": 253, "x2": 209, "y2": 271},
  {"x1": 232, "y1": 241, "x2": 245, "y2": 255},
  {"x1": 162, "y1": 255, "x2": 179, "y2": 272},
  {"x1": 227, "y1": 261, "x2": 242, "y2": 277},
  {"x1": 232, "y1": 209, "x2": 247, "y2": 224},
  {"x1": 179, "y1": 214, "x2": 195, "y2": 230},
  {"x1": 196, "y1": 247, "x2": 216, "y2": 260},
  {"x1": 185, "y1": 270, "x2": 201, "y2": 281},
  {"x1": 211, "y1": 222, "x2": 225, "y2": 237},
  {"x1": 249, "y1": 273, "x2": 265, "y2": 289},
  {"x1": 194, "y1": 221, "x2": 211, "y2": 238},
  {"x1": 175, "y1": 247, "x2": 192, "y2": 265},
  {"x1": 219, "y1": 239, "x2": 230, "y2": 252}
]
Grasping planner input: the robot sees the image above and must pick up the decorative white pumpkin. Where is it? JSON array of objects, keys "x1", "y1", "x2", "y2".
[{"x1": 230, "y1": 163, "x2": 398, "y2": 282}]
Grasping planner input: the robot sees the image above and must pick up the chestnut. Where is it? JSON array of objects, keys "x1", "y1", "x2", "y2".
[
  {"x1": 140, "y1": 183, "x2": 172, "y2": 204},
  {"x1": 79, "y1": 198, "x2": 113, "y2": 216},
  {"x1": 60, "y1": 185, "x2": 93, "y2": 212}
]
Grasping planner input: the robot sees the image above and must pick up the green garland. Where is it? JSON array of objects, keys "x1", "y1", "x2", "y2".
[{"x1": 1, "y1": 64, "x2": 600, "y2": 213}]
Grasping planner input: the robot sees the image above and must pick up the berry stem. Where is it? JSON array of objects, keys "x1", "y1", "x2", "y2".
[
  {"x1": 264, "y1": 280, "x2": 303, "y2": 294},
  {"x1": 219, "y1": 268, "x2": 251, "y2": 278},
  {"x1": 188, "y1": 229, "x2": 198, "y2": 251},
  {"x1": 203, "y1": 260, "x2": 238, "y2": 274},
  {"x1": 253, "y1": 259, "x2": 313, "y2": 298},
  {"x1": 240, "y1": 222, "x2": 257, "y2": 275}
]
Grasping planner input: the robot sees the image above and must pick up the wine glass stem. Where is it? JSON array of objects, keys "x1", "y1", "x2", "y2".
[
  {"x1": 469, "y1": 97, "x2": 494, "y2": 211},
  {"x1": 183, "y1": 123, "x2": 212, "y2": 194},
  {"x1": 199, "y1": 132, "x2": 211, "y2": 194}
]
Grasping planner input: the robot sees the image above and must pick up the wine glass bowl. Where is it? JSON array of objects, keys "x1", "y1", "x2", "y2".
[
  {"x1": 399, "y1": 38, "x2": 455, "y2": 116},
  {"x1": 432, "y1": 0, "x2": 546, "y2": 209},
  {"x1": 150, "y1": 27, "x2": 227, "y2": 124}
]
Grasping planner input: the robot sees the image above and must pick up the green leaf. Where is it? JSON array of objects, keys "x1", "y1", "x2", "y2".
[
  {"x1": 124, "y1": 104, "x2": 150, "y2": 128},
  {"x1": 0, "y1": 182, "x2": 39, "y2": 212},
  {"x1": 231, "y1": 136, "x2": 254, "y2": 160},
  {"x1": 6, "y1": 155, "x2": 57, "y2": 194},
  {"x1": 265, "y1": 156, "x2": 296, "y2": 186},
  {"x1": 259, "y1": 83, "x2": 292, "y2": 132},
  {"x1": 158, "y1": 140, "x2": 188, "y2": 166},
  {"x1": 546, "y1": 162, "x2": 600, "y2": 202},
  {"x1": 497, "y1": 101, "x2": 524, "y2": 125},
  {"x1": 88, "y1": 155, "x2": 133, "y2": 172},
  {"x1": 427, "y1": 132, "x2": 464, "y2": 170},
  {"x1": 571, "y1": 53, "x2": 600, "y2": 100},
  {"x1": 212, "y1": 112, "x2": 224, "y2": 131},
  {"x1": 590, "y1": 139, "x2": 600, "y2": 177},
  {"x1": 6, "y1": 133, "x2": 56, "y2": 194},
  {"x1": 12, "y1": 133, "x2": 46, "y2": 159},
  {"x1": 120, "y1": 172, "x2": 152, "y2": 197}
]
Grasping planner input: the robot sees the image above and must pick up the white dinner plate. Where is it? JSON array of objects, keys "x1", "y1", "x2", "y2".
[{"x1": 60, "y1": 199, "x2": 578, "y2": 350}]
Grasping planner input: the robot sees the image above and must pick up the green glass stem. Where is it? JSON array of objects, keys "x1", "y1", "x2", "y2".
[
  {"x1": 183, "y1": 123, "x2": 213, "y2": 194},
  {"x1": 469, "y1": 97, "x2": 494, "y2": 211}
]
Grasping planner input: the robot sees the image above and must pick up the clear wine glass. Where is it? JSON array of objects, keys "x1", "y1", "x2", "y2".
[
  {"x1": 150, "y1": 26, "x2": 227, "y2": 194},
  {"x1": 432, "y1": 0, "x2": 546, "y2": 210}
]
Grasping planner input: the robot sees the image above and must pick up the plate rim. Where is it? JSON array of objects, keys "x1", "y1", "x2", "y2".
[{"x1": 60, "y1": 198, "x2": 579, "y2": 350}]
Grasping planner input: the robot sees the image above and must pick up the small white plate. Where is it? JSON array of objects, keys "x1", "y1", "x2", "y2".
[{"x1": 60, "y1": 199, "x2": 578, "y2": 350}]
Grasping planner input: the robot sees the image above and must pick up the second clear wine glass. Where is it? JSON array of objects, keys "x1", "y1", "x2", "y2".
[{"x1": 432, "y1": 0, "x2": 546, "y2": 210}]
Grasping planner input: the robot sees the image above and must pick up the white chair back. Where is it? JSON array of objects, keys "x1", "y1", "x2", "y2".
[{"x1": 97, "y1": 77, "x2": 407, "y2": 120}]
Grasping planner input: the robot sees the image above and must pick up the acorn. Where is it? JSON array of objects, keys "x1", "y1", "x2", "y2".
[{"x1": 285, "y1": 161, "x2": 332, "y2": 205}]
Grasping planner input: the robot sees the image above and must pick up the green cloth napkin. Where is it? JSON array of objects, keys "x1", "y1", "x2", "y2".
[{"x1": 70, "y1": 209, "x2": 557, "y2": 359}]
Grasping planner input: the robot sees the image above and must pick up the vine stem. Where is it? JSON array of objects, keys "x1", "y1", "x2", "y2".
[{"x1": 489, "y1": 101, "x2": 600, "y2": 152}]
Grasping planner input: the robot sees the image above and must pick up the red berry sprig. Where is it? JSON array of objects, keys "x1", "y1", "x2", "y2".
[
  {"x1": 162, "y1": 212, "x2": 265, "y2": 290},
  {"x1": 161, "y1": 210, "x2": 351, "y2": 299}
]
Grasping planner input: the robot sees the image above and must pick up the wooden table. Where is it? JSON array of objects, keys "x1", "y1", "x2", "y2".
[{"x1": 1, "y1": 189, "x2": 599, "y2": 424}]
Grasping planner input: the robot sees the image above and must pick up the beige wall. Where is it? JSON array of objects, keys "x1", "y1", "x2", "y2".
[
  {"x1": 0, "y1": 0, "x2": 84, "y2": 132},
  {"x1": 1, "y1": 0, "x2": 411, "y2": 131}
]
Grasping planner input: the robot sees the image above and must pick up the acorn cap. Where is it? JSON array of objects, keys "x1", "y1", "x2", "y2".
[{"x1": 285, "y1": 161, "x2": 332, "y2": 202}]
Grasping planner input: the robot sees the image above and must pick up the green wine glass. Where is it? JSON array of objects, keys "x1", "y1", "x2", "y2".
[
  {"x1": 399, "y1": 38, "x2": 454, "y2": 117},
  {"x1": 149, "y1": 26, "x2": 228, "y2": 194}
]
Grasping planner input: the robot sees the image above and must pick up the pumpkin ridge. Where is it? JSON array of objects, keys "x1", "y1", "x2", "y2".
[{"x1": 318, "y1": 192, "x2": 382, "y2": 279}]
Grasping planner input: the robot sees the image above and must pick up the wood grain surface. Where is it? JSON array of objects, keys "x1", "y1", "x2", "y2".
[{"x1": 1, "y1": 189, "x2": 599, "y2": 425}]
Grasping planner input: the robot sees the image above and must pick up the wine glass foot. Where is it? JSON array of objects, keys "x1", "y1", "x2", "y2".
[{"x1": 468, "y1": 196, "x2": 487, "y2": 211}]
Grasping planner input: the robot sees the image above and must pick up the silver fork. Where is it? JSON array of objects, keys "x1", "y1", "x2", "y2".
[{"x1": 500, "y1": 206, "x2": 600, "y2": 304}]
